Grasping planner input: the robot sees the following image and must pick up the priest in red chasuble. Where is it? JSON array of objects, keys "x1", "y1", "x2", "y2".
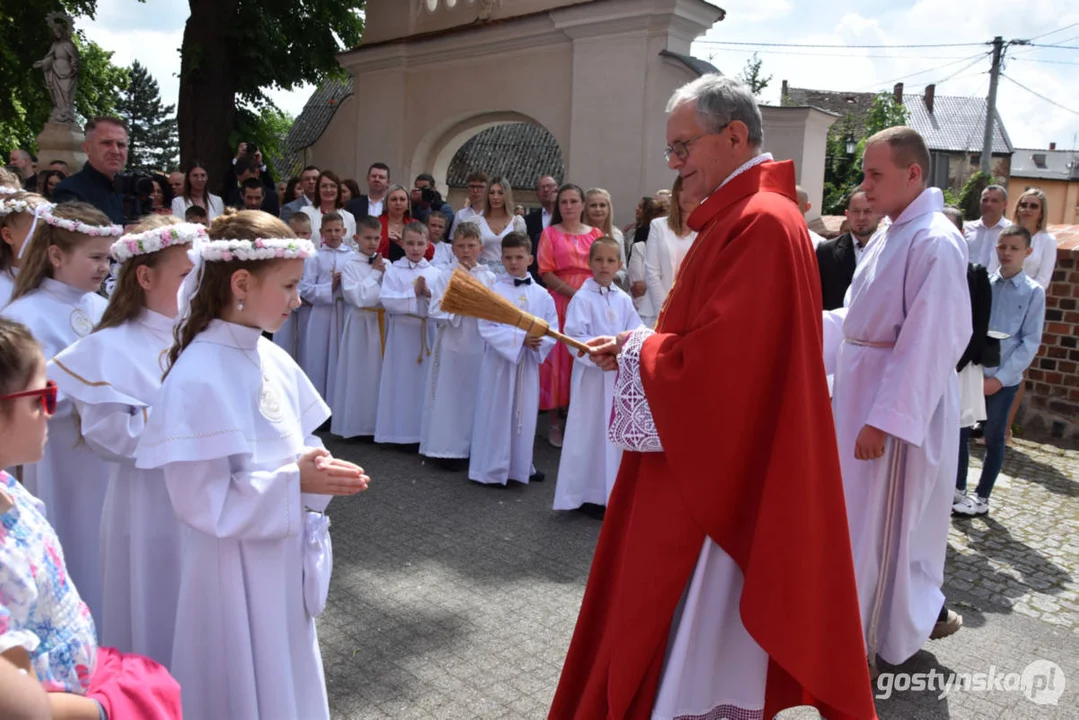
[{"x1": 549, "y1": 75, "x2": 877, "y2": 720}]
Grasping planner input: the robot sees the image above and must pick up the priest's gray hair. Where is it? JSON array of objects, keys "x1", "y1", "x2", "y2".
[{"x1": 666, "y1": 75, "x2": 764, "y2": 147}]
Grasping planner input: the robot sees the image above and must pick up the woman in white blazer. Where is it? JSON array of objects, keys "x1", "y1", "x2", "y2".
[
  {"x1": 987, "y1": 187, "x2": 1058, "y2": 289},
  {"x1": 644, "y1": 177, "x2": 697, "y2": 315},
  {"x1": 170, "y1": 160, "x2": 224, "y2": 221}
]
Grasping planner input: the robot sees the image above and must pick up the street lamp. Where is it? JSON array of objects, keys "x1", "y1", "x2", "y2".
[{"x1": 845, "y1": 133, "x2": 857, "y2": 156}]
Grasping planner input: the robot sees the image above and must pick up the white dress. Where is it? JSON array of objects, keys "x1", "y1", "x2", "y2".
[
  {"x1": 2, "y1": 277, "x2": 110, "y2": 625},
  {"x1": 476, "y1": 214, "x2": 527, "y2": 266},
  {"x1": 419, "y1": 262, "x2": 496, "y2": 459},
  {"x1": 553, "y1": 280, "x2": 641, "y2": 510},
  {"x1": 134, "y1": 320, "x2": 334, "y2": 720},
  {"x1": 300, "y1": 245, "x2": 354, "y2": 400},
  {"x1": 468, "y1": 276, "x2": 557, "y2": 485},
  {"x1": 50, "y1": 309, "x2": 181, "y2": 667},
  {"x1": 374, "y1": 258, "x2": 442, "y2": 444},
  {"x1": 823, "y1": 188, "x2": 971, "y2": 665},
  {"x1": 171, "y1": 193, "x2": 225, "y2": 221},
  {"x1": 0, "y1": 268, "x2": 16, "y2": 309},
  {"x1": 988, "y1": 229, "x2": 1057, "y2": 289},
  {"x1": 331, "y1": 255, "x2": 384, "y2": 438},
  {"x1": 301, "y1": 206, "x2": 357, "y2": 251},
  {"x1": 644, "y1": 217, "x2": 698, "y2": 314},
  {"x1": 628, "y1": 241, "x2": 656, "y2": 327}
]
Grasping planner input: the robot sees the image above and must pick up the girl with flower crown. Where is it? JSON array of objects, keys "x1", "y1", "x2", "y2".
[
  {"x1": 51, "y1": 215, "x2": 202, "y2": 668},
  {"x1": 133, "y1": 208, "x2": 369, "y2": 720},
  {"x1": 0, "y1": 192, "x2": 49, "y2": 309},
  {"x1": 1, "y1": 201, "x2": 122, "y2": 627}
]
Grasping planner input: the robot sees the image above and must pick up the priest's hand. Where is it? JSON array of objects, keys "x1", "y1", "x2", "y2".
[
  {"x1": 580, "y1": 331, "x2": 632, "y2": 372},
  {"x1": 299, "y1": 447, "x2": 370, "y2": 495},
  {"x1": 854, "y1": 425, "x2": 887, "y2": 461}
]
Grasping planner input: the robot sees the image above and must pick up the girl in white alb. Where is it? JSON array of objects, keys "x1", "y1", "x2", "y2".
[
  {"x1": 0, "y1": 192, "x2": 49, "y2": 309},
  {"x1": 51, "y1": 217, "x2": 204, "y2": 668},
  {"x1": 0, "y1": 201, "x2": 123, "y2": 626},
  {"x1": 374, "y1": 222, "x2": 443, "y2": 444},
  {"x1": 133, "y1": 210, "x2": 369, "y2": 720}
]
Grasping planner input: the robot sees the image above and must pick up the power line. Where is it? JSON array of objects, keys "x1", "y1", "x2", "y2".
[
  {"x1": 1000, "y1": 73, "x2": 1079, "y2": 115},
  {"x1": 693, "y1": 39, "x2": 988, "y2": 49},
  {"x1": 1025, "y1": 42, "x2": 1079, "y2": 49},
  {"x1": 1023, "y1": 22, "x2": 1079, "y2": 42},
  {"x1": 1014, "y1": 57, "x2": 1079, "y2": 66},
  {"x1": 701, "y1": 47, "x2": 979, "y2": 61},
  {"x1": 851, "y1": 51, "x2": 990, "y2": 92}
]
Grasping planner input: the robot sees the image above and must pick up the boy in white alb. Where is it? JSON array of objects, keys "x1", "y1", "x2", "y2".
[
  {"x1": 300, "y1": 211, "x2": 354, "y2": 399},
  {"x1": 469, "y1": 232, "x2": 557, "y2": 485},
  {"x1": 331, "y1": 216, "x2": 386, "y2": 438},
  {"x1": 375, "y1": 221, "x2": 443, "y2": 444},
  {"x1": 554, "y1": 237, "x2": 641, "y2": 513},
  {"x1": 274, "y1": 213, "x2": 313, "y2": 363},
  {"x1": 427, "y1": 212, "x2": 454, "y2": 269},
  {"x1": 420, "y1": 221, "x2": 495, "y2": 463}
]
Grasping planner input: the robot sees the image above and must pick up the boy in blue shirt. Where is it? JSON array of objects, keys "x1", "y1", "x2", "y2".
[{"x1": 954, "y1": 224, "x2": 1046, "y2": 516}]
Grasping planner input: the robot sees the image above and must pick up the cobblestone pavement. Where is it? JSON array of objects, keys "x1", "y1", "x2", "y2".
[{"x1": 318, "y1": 432, "x2": 1078, "y2": 719}]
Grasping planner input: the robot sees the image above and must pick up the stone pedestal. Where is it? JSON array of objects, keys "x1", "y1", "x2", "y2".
[{"x1": 36, "y1": 121, "x2": 86, "y2": 171}]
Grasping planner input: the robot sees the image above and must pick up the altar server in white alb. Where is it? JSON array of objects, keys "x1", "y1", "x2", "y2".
[
  {"x1": 133, "y1": 209, "x2": 369, "y2": 720},
  {"x1": 300, "y1": 210, "x2": 354, "y2": 400},
  {"x1": 823, "y1": 127, "x2": 971, "y2": 666},
  {"x1": 1, "y1": 201, "x2": 122, "y2": 625},
  {"x1": 553, "y1": 236, "x2": 641, "y2": 512},
  {"x1": 51, "y1": 217, "x2": 201, "y2": 667},
  {"x1": 0, "y1": 192, "x2": 49, "y2": 309},
  {"x1": 332, "y1": 216, "x2": 386, "y2": 438},
  {"x1": 273, "y1": 212, "x2": 314, "y2": 363},
  {"x1": 375, "y1": 221, "x2": 442, "y2": 444},
  {"x1": 420, "y1": 221, "x2": 496, "y2": 462},
  {"x1": 469, "y1": 232, "x2": 557, "y2": 485}
]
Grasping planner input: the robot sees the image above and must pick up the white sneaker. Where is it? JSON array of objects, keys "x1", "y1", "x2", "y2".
[
  {"x1": 953, "y1": 489, "x2": 966, "y2": 506},
  {"x1": 952, "y1": 494, "x2": 989, "y2": 517}
]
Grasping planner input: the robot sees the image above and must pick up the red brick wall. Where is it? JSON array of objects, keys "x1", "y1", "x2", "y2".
[{"x1": 1024, "y1": 225, "x2": 1079, "y2": 438}]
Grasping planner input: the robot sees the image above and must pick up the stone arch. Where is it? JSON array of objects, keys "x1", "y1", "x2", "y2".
[{"x1": 411, "y1": 112, "x2": 565, "y2": 201}]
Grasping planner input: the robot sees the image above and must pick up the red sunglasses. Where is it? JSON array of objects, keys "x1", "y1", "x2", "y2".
[{"x1": 0, "y1": 380, "x2": 58, "y2": 415}]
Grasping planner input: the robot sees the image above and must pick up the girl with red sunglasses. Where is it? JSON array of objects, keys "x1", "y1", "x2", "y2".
[{"x1": 0, "y1": 317, "x2": 182, "y2": 719}]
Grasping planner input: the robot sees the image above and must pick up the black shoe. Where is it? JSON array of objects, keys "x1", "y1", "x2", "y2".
[
  {"x1": 529, "y1": 470, "x2": 545, "y2": 483},
  {"x1": 578, "y1": 503, "x2": 606, "y2": 520}
]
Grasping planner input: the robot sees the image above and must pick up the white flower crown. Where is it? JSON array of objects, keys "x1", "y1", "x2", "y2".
[
  {"x1": 0, "y1": 198, "x2": 34, "y2": 217},
  {"x1": 111, "y1": 223, "x2": 208, "y2": 264},
  {"x1": 40, "y1": 206, "x2": 123, "y2": 237},
  {"x1": 0, "y1": 186, "x2": 18, "y2": 195},
  {"x1": 200, "y1": 238, "x2": 316, "y2": 262}
]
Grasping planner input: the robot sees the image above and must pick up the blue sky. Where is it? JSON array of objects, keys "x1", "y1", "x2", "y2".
[{"x1": 80, "y1": 0, "x2": 1079, "y2": 152}]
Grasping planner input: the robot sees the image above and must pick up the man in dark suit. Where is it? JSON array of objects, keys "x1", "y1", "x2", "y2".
[
  {"x1": 525, "y1": 175, "x2": 559, "y2": 284},
  {"x1": 815, "y1": 190, "x2": 880, "y2": 310},
  {"x1": 225, "y1": 155, "x2": 279, "y2": 215},
  {"x1": 344, "y1": 162, "x2": 391, "y2": 220}
]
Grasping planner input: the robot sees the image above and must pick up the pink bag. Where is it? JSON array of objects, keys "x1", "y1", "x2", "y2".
[{"x1": 86, "y1": 647, "x2": 182, "y2": 720}]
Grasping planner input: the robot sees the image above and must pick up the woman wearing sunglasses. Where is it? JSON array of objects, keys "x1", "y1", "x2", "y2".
[{"x1": 0, "y1": 318, "x2": 182, "y2": 719}]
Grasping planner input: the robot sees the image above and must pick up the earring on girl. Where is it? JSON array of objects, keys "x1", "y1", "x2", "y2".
[{"x1": 237, "y1": 300, "x2": 245, "y2": 312}]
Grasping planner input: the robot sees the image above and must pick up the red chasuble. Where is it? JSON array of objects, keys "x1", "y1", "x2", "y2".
[{"x1": 549, "y1": 160, "x2": 876, "y2": 720}]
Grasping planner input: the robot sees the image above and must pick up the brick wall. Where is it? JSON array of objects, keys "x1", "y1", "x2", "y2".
[{"x1": 1024, "y1": 224, "x2": 1079, "y2": 439}]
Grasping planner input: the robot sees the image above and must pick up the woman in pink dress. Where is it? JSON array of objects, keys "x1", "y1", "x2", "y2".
[{"x1": 538, "y1": 183, "x2": 602, "y2": 447}]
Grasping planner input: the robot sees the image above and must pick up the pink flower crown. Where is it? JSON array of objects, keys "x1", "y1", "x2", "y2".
[
  {"x1": 200, "y1": 238, "x2": 316, "y2": 262},
  {"x1": 111, "y1": 223, "x2": 208, "y2": 263},
  {"x1": 39, "y1": 206, "x2": 123, "y2": 237}
]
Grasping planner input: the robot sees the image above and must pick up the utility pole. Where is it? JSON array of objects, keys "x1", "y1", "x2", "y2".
[{"x1": 980, "y1": 36, "x2": 1004, "y2": 175}]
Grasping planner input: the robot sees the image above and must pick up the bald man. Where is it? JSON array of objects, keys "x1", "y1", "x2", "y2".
[{"x1": 796, "y1": 185, "x2": 826, "y2": 249}]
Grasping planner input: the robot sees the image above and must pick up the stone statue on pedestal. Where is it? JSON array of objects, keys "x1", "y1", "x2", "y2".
[{"x1": 34, "y1": 12, "x2": 80, "y2": 124}]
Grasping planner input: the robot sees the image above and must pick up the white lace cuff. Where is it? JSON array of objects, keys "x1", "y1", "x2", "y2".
[{"x1": 608, "y1": 327, "x2": 664, "y2": 452}]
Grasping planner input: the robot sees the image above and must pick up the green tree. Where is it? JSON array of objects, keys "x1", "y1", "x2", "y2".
[
  {"x1": 178, "y1": 0, "x2": 365, "y2": 186},
  {"x1": 116, "y1": 60, "x2": 178, "y2": 171},
  {"x1": 822, "y1": 92, "x2": 910, "y2": 215},
  {"x1": 232, "y1": 105, "x2": 294, "y2": 177},
  {"x1": 737, "y1": 52, "x2": 772, "y2": 97},
  {"x1": 0, "y1": 1, "x2": 128, "y2": 153}
]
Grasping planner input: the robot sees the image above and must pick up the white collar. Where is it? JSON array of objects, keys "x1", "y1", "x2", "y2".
[
  {"x1": 890, "y1": 187, "x2": 943, "y2": 227},
  {"x1": 582, "y1": 277, "x2": 613, "y2": 294},
  {"x1": 136, "y1": 308, "x2": 177, "y2": 334},
  {"x1": 716, "y1": 152, "x2": 774, "y2": 193},
  {"x1": 320, "y1": 244, "x2": 352, "y2": 254},
  {"x1": 392, "y1": 257, "x2": 429, "y2": 269},
  {"x1": 196, "y1": 319, "x2": 261, "y2": 350},
  {"x1": 41, "y1": 277, "x2": 90, "y2": 303}
]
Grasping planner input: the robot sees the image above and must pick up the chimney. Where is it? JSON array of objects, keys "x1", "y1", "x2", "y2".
[
  {"x1": 1050, "y1": 142, "x2": 1057, "y2": 151},
  {"x1": 781, "y1": 79, "x2": 788, "y2": 105},
  {"x1": 893, "y1": 82, "x2": 904, "y2": 103},
  {"x1": 924, "y1": 84, "x2": 935, "y2": 114}
]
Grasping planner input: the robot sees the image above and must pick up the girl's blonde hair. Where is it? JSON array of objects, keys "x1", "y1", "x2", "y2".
[
  {"x1": 11, "y1": 202, "x2": 112, "y2": 301},
  {"x1": 1013, "y1": 187, "x2": 1049, "y2": 233},
  {"x1": 166, "y1": 209, "x2": 294, "y2": 371},
  {"x1": 585, "y1": 188, "x2": 615, "y2": 237},
  {"x1": 95, "y1": 215, "x2": 182, "y2": 333},
  {"x1": 667, "y1": 176, "x2": 688, "y2": 236},
  {"x1": 483, "y1": 176, "x2": 517, "y2": 219},
  {"x1": 0, "y1": 192, "x2": 48, "y2": 276}
]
